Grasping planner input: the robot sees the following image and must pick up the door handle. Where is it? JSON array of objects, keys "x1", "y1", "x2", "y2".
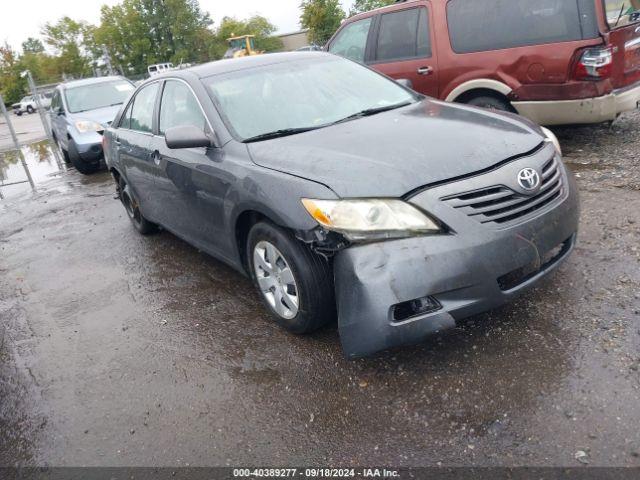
[
  {"x1": 151, "y1": 150, "x2": 161, "y2": 166},
  {"x1": 417, "y1": 66, "x2": 433, "y2": 76}
]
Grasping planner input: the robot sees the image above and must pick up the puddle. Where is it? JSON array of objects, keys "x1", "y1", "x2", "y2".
[{"x1": 0, "y1": 140, "x2": 65, "y2": 199}]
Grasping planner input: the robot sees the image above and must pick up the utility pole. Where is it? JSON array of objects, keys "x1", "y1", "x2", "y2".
[
  {"x1": 23, "y1": 70, "x2": 64, "y2": 170},
  {"x1": 102, "y1": 45, "x2": 116, "y2": 76},
  {"x1": 0, "y1": 92, "x2": 36, "y2": 191}
]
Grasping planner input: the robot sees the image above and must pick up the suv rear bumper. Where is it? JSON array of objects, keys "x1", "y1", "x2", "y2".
[{"x1": 512, "y1": 82, "x2": 640, "y2": 125}]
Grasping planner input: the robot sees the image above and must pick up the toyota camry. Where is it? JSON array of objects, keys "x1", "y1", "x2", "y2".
[{"x1": 103, "y1": 52, "x2": 579, "y2": 358}]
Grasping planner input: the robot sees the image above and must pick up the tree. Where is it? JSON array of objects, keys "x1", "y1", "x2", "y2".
[
  {"x1": 41, "y1": 17, "x2": 95, "y2": 78},
  {"x1": 349, "y1": 0, "x2": 395, "y2": 16},
  {"x1": 94, "y1": 0, "x2": 214, "y2": 75},
  {"x1": 300, "y1": 0, "x2": 345, "y2": 45},
  {"x1": 21, "y1": 38, "x2": 45, "y2": 55},
  {"x1": 0, "y1": 43, "x2": 27, "y2": 104}
]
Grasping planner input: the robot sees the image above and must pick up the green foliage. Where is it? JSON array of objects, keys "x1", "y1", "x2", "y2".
[
  {"x1": 21, "y1": 38, "x2": 45, "y2": 54},
  {"x1": 94, "y1": 0, "x2": 214, "y2": 75},
  {"x1": 41, "y1": 17, "x2": 94, "y2": 78},
  {"x1": 0, "y1": 43, "x2": 28, "y2": 104},
  {"x1": 300, "y1": 0, "x2": 346, "y2": 45},
  {"x1": 349, "y1": 0, "x2": 395, "y2": 16}
]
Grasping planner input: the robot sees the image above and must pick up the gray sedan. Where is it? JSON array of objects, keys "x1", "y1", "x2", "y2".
[{"x1": 103, "y1": 52, "x2": 579, "y2": 358}]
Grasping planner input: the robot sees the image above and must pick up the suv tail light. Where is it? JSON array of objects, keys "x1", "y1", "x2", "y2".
[{"x1": 573, "y1": 46, "x2": 613, "y2": 80}]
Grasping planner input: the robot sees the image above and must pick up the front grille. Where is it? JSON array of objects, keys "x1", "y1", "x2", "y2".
[{"x1": 442, "y1": 156, "x2": 564, "y2": 226}]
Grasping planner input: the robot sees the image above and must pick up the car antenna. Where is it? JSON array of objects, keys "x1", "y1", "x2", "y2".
[{"x1": 614, "y1": 2, "x2": 626, "y2": 27}]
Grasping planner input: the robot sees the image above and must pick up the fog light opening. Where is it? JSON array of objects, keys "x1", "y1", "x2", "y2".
[{"x1": 392, "y1": 296, "x2": 442, "y2": 323}]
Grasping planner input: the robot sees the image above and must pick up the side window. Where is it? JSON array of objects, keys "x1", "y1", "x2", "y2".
[
  {"x1": 159, "y1": 81, "x2": 207, "y2": 135},
  {"x1": 375, "y1": 7, "x2": 431, "y2": 62},
  {"x1": 328, "y1": 17, "x2": 373, "y2": 63},
  {"x1": 119, "y1": 100, "x2": 133, "y2": 129},
  {"x1": 446, "y1": 0, "x2": 598, "y2": 54},
  {"x1": 129, "y1": 83, "x2": 159, "y2": 133}
]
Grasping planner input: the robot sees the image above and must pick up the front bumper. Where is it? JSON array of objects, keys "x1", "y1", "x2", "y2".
[
  {"x1": 74, "y1": 132, "x2": 104, "y2": 162},
  {"x1": 512, "y1": 81, "x2": 640, "y2": 126},
  {"x1": 334, "y1": 146, "x2": 580, "y2": 359}
]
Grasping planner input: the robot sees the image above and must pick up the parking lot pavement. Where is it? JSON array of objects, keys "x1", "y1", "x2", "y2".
[
  {"x1": 0, "y1": 112, "x2": 48, "y2": 152},
  {"x1": 0, "y1": 112, "x2": 639, "y2": 468}
]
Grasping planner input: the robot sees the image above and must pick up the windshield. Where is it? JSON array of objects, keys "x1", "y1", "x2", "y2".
[
  {"x1": 64, "y1": 80, "x2": 135, "y2": 113},
  {"x1": 21, "y1": 97, "x2": 32, "y2": 103},
  {"x1": 205, "y1": 56, "x2": 418, "y2": 141},
  {"x1": 604, "y1": 0, "x2": 640, "y2": 27}
]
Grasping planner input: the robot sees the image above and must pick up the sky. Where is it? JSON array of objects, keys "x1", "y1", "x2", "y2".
[{"x1": 0, "y1": 0, "x2": 356, "y2": 52}]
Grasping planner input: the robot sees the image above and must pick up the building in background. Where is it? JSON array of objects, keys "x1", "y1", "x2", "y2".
[{"x1": 277, "y1": 29, "x2": 311, "y2": 51}]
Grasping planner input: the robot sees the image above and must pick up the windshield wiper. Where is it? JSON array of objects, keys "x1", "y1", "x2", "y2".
[
  {"x1": 242, "y1": 127, "x2": 321, "y2": 143},
  {"x1": 330, "y1": 101, "x2": 414, "y2": 126}
]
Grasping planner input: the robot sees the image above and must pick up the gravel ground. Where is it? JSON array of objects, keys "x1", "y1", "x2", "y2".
[{"x1": 0, "y1": 111, "x2": 639, "y2": 468}]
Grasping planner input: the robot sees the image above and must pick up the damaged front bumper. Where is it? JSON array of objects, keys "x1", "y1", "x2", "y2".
[{"x1": 334, "y1": 154, "x2": 580, "y2": 359}]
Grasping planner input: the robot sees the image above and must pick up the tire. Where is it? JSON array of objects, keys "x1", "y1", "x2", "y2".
[
  {"x1": 68, "y1": 139, "x2": 99, "y2": 174},
  {"x1": 464, "y1": 95, "x2": 513, "y2": 112},
  {"x1": 247, "y1": 221, "x2": 335, "y2": 334},
  {"x1": 26, "y1": 105, "x2": 35, "y2": 114},
  {"x1": 53, "y1": 135, "x2": 70, "y2": 163},
  {"x1": 118, "y1": 177, "x2": 158, "y2": 235},
  {"x1": 16, "y1": 111, "x2": 22, "y2": 116}
]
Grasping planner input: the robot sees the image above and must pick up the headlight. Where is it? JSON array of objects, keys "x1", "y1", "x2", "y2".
[
  {"x1": 75, "y1": 120, "x2": 104, "y2": 133},
  {"x1": 540, "y1": 126, "x2": 562, "y2": 156},
  {"x1": 301, "y1": 198, "x2": 441, "y2": 241}
]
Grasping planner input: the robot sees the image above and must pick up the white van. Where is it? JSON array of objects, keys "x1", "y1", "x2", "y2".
[{"x1": 147, "y1": 63, "x2": 175, "y2": 77}]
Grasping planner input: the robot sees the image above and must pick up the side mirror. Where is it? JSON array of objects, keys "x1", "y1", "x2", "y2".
[
  {"x1": 165, "y1": 125, "x2": 212, "y2": 149},
  {"x1": 56, "y1": 107, "x2": 65, "y2": 116},
  {"x1": 396, "y1": 78, "x2": 413, "y2": 89}
]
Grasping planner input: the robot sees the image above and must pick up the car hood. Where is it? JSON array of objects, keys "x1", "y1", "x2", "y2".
[
  {"x1": 68, "y1": 104, "x2": 122, "y2": 128},
  {"x1": 247, "y1": 100, "x2": 545, "y2": 198}
]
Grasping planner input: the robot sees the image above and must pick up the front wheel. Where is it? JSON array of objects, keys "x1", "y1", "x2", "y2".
[
  {"x1": 26, "y1": 106, "x2": 35, "y2": 114},
  {"x1": 247, "y1": 222, "x2": 335, "y2": 334}
]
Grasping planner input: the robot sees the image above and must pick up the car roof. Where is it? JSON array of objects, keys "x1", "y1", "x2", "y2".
[
  {"x1": 185, "y1": 52, "x2": 335, "y2": 79},
  {"x1": 60, "y1": 76, "x2": 129, "y2": 90}
]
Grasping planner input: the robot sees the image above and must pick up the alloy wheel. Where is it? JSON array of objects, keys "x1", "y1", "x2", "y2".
[{"x1": 253, "y1": 241, "x2": 299, "y2": 319}]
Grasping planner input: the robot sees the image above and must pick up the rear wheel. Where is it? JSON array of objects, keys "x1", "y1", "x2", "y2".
[
  {"x1": 247, "y1": 221, "x2": 335, "y2": 334},
  {"x1": 464, "y1": 95, "x2": 513, "y2": 112},
  {"x1": 119, "y1": 177, "x2": 158, "y2": 235},
  {"x1": 68, "y1": 139, "x2": 99, "y2": 174}
]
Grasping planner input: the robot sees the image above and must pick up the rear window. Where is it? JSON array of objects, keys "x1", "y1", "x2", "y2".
[
  {"x1": 604, "y1": 1, "x2": 640, "y2": 28},
  {"x1": 447, "y1": 0, "x2": 599, "y2": 54}
]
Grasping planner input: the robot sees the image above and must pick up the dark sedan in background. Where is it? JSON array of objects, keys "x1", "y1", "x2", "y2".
[{"x1": 103, "y1": 52, "x2": 579, "y2": 358}]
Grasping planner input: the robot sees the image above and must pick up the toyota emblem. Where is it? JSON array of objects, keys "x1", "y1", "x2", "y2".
[{"x1": 517, "y1": 168, "x2": 541, "y2": 191}]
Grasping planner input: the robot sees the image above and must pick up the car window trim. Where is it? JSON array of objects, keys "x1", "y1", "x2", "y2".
[
  {"x1": 328, "y1": 16, "x2": 376, "y2": 64},
  {"x1": 368, "y1": 5, "x2": 433, "y2": 65},
  {"x1": 153, "y1": 77, "x2": 216, "y2": 142},
  {"x1": 157, "y1": 78, "x2": 210, "y2": 137},
  {"x1": 117, "y1": 80, "x2": 161, "y2": 135}
]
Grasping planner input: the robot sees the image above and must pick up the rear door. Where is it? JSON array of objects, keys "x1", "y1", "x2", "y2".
[
  {"x1": 369, "y1": 4, "x2": 439, "y2": 97},
  {"x1": 604, "y1": 1, "x2": 640, "y2": 88}
]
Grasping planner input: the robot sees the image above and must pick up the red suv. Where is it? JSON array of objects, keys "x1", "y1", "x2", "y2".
[{"x1": 327, "y1": 0, "x2": 640, "y2": 125}]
